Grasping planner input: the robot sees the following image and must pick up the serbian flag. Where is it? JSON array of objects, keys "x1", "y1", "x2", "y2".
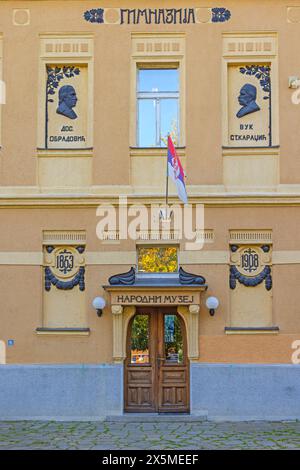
[{"x1": 167, "y1": 135, "x2": 188, "y2": 204}]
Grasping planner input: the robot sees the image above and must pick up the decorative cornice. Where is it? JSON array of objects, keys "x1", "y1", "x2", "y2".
[
  {"x1": 108, "y1": 266, "x2": 206, "y2": 287},
  {"x1": 1, "y1": 193, "x2": 300, "y2": 208}
]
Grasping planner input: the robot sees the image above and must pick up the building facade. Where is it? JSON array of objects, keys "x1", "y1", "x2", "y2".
[{"x1": 0, "y1": 0, "x2": 300, "y2": 420}]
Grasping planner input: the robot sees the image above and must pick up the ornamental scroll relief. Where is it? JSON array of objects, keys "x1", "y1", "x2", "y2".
[
  {"x1": 44, "y1": 245, "x2": 85, "y2": 291},
  {"x1": 229, "y1": 244, "x2": 272, "y2": 291},
  {"x1": 83, "y1": 7, "x2": 231, "y2": 25},
  {"x1": 229, "y1": 243, "x2": 273, "y2": 328}
]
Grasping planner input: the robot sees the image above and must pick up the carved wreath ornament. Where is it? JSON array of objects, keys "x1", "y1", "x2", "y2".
[
  {"x1": 44, "y1": 245, "x2": 85, "y2": 291},
  {"x1": 229, "y1": 245, "x2": 272, "y2": 291},
  {"x1": 230, "y1": 265, "x2": 272, "y2": 291}
]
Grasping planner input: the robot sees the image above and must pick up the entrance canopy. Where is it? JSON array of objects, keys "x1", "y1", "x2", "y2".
[{"x1": 104, "y1": 267, "x2": 208, "y2": 363}]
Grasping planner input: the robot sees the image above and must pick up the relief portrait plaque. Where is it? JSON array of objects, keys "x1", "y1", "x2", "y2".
[
  {"x1": 45, "y1": 65, "x2": 88, "y2": 149},
  {"x1": 228, "y1": 64, "x2": 272, "y2": 147}
]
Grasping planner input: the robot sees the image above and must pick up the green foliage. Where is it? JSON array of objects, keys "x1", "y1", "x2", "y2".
[
  {"x1": 131, "y1": 315, "x2": 149, "y2": 351},
  {"x1": 138, "y1": 246, "x2": 178, "y2": 273}
]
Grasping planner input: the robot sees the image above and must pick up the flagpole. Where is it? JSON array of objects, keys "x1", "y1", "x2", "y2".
[{"x1": 166, "y1": 134, "x2": 169, "y2": 208}]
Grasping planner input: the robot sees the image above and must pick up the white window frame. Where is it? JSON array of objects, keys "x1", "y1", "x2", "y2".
[{"x1": 136, "y1": 67, "x2": 180, "y2": 147}]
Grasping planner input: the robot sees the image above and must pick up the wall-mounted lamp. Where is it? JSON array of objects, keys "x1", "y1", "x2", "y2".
[
  {"x1": 206, "y1": 296, "x2": 219, "y2": 316},
  {"x1": 92, "y1": 296, "x2": 106, "y2": 317}
]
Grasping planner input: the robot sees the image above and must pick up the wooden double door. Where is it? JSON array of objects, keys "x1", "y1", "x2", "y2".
[{"x1": 124, "y1": 307, "x2": 189, "y2": 413}]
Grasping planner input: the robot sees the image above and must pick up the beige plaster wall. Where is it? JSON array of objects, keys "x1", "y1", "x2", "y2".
[
  {"x1": 0, "y1": 0, "x2": 298, "y2": 187},
  {"x1": 0, "y1": 205, "x2": 298, "y2": 363},
  {"x1": 0, "y1": 1, "x2": 299, "y2": 364}
]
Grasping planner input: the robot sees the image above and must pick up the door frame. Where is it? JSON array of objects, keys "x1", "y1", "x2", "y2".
[{"x1": 124, "y1": 306, "x2": 190, "y2": 413}]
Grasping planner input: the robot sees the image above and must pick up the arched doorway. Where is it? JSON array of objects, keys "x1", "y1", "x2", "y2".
[{"x1": 124, "y1": 307, "x2": 189, "y2": 413}]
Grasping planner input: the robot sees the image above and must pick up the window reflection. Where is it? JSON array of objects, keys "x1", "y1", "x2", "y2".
[
  {"x1": 138, "y1": 69, "x2": 179, "y2": 92},
  {"x1": 137, "y1": 68, "x2": 179, "y2": 147},
  {"x1": 130, "y1": 314, "x2": 150, "y2": 364},
  {"x1": 137, "y1": 246, "x2": 178, "y2": 273},
  {"x1": 164, "y1": 315, "x2": 183, "y2": 364}
]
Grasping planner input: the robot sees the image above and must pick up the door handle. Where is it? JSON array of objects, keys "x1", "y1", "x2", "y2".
[{"x1": 157, "y1": 357, "x2": 164, "y2": 367}]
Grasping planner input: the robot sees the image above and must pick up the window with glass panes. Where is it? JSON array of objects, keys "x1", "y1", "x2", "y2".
[
  {"x1": 137, "y1": 246, "x2": 178, "y2": 273},
  {"x1": 137, "y1": 67, "x2": 179, "y2": 147}
]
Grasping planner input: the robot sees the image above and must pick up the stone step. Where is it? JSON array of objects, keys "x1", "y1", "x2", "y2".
[{"x1": 104, "y1": 412, "x2": 208, "y2": 423}]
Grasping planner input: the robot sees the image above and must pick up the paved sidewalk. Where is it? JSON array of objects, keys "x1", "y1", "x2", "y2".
[{"x1": 0, "y1": 420, "x2": 299, "y2": 450}]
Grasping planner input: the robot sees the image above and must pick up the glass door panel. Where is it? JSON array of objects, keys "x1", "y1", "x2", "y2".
[
  {"x1": 164, "y1": 314, "x2": 184, "y2": 364},
  {"x1": 130, "y1": 314, "x2": 150, "y2": 364}
]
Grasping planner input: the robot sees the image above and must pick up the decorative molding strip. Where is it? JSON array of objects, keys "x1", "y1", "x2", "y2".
[
  {"x1": 230, "y1": 265, "x2": 272, "y2": 290},
  {"x1": 222, "y1": 147, "x2": 280, "y2": 156},
  {"x1": 83, "y1": 7, "x2": 231, "y2": 25},
  {"x1": 45, "y1": 266, "x2": 85, "y2": 291},
  {"x1": 43, "y1": 231, "x2": 86, "y2": 245},
  {"x1": 229, "y1": 230, "x2": 272, "y2": 245},
  {"x1": 0, "y1": 252, "x2": 43, "y2": 265},
  {"x1": 222, "y1": 32, "x2": 277, "y2": 58},
  {"x1": 37, "y1": 149, "x2": 93, "y2": 158},
  {"x1": 131, "y1": 31, "x2": 185, "y2": 59},
  {"x1": 2, "y1": 193, "x2": 300, "y2": 207},
  {"x1": 130, "y1": 147, "x2": 186, "y2": 157},
  {"x1": 273, "y1": 251, "x2": 300, "y2": 264},
  {"x1": 86, "y1": 252, "x2": 136, "y2": 265},
  {"x1": 36, "y1": 328, "x2": 90, "y2": 336},
  {"x1": 0, "y1": 251, "x2": 228, "y2": 266},
  {"x1": 180, "y1": 251, "x2": 229, "y2": 265},
  {"x1": 1, "y1": 251, "x2": 300, "y2": 266},
  {"x1": 98, "y1": 229, "x2": 214, "y2": 243},
  {"x1": 40, "y1": 34, "x2": 94, "y2": 59},
  {"x1": 225, "y1": 327, "x2": 279, "y2": 335}
]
